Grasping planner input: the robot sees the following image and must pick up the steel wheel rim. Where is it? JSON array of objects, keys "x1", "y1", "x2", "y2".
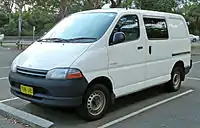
[
  {"x1": 173, "y1": 72, "x2": 181, "y2": 89},
  {"x1": 87, "y1": 90, "x2": 106, "y2": 116}
]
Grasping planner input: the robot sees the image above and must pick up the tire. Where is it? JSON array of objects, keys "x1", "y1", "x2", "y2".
[
  {"x1": 193, "y1": 38, "x2": 197, "y2": 42},
  {"x1": 77, "y1": 84, "x2": 111, "y2": 121},
  {"x1": 165, "y1": 66, "x2": 184, "y2": 92}
]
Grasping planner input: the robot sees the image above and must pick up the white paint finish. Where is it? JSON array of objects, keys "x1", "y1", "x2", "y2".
[
  {"x1": 144, "y1": 75, "x2": 170, "y2": 90},
  {"x1": 168, "y1": 18, "x2": 189, "y2": 39},
  {"x1": 98, "y1": 89, "x2": 194, "y2": 128},
  {"x1": 170, "y1": 54, "x2": 191, "y2": 71},
  {"x1": 71, "y1": 42, "x2": 110, "y2": 83},
  {"x1": 0, "y1": 97, "x2": 19, "y2": 103},
  {"x1": 143, "y1": 15, "x2": 190, "y2": 81},
  {"x1": 0, "y1": 77, "x2": 8, "y2": 80},
  {"x1": 13, "y1": 42, "x2": 92, "y2": 70},
  {"x1": 80, "y1": 9, "x2": 184, "y2": 20},
  {"x1": 107, "y1": 13, "x2": 146, "y2": 91},
  {"x1": 146, "y1": 57, "x2": 172, "y2": 80},
  {"x1": 187, "y1": 77, "x2": 200, "y2": 81},
  {"x1": 115, "y1": 75, "x2": 169, "y2": 98}
]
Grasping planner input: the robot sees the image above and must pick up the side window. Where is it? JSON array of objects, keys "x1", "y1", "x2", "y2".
[
  {"x1": 143, "y1": 18, "x2": 169, "y2": 40},
  {"x1": 110, "y1": 15, "x2": 140, "y2": 44}
]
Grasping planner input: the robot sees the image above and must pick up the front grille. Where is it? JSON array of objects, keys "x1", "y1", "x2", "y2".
[{"x1": 16, "y1": 66, "x2": 47, "y2": 78}]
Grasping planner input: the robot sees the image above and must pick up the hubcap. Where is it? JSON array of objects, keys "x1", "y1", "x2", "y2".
[
  {"x1": 173, "y1": 72, "x2": 181, "y2": 89},
  {"x1": 87, "y1": 90, "x2": 106, "y2": 116}
]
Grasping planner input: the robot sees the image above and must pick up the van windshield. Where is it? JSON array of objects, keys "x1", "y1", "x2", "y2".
[{"x1": 40, "y1": 12, "x2": 117, "y2": 43}]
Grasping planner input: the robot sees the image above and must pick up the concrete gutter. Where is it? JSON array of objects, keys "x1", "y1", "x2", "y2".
[{"x1": 0, "y1": 103, "x2": 55, "y2": 128}]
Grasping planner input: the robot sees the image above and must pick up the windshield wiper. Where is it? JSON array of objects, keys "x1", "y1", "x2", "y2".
[
  {"x1": 67, "y1": 37, "x2": 97, "y2": 41},
  {"x1": 37, "y1": 38, "x2": 70, "y2": 43}
]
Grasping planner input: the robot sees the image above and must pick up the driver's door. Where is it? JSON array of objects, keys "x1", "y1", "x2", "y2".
[{"x1": 108, "y1": 14, "x2": 146, "y2": 97}]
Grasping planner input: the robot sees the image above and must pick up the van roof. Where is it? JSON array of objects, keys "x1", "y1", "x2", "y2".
[{"x1": 78, "y1": 8, "x2": 183, "y2": 19}]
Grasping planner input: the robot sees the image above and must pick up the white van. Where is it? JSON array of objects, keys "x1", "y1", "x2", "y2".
[{"x1": 9, "y1": 8, "x2": 192, "y2": 120}]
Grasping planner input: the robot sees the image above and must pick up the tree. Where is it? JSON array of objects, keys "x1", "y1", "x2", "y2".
[
  {"x1": 59, "y1": 0, "x2": 68, "y2": 20},
  {"x1": 187, "y1": 3, "x2": 200, "y2": 34},
  {"x1": 0, "y1": 9, "x2": 9, "y2": 28},
  {"x1": 14, "y1": 0, "x2": 32, "y2": 38},
  {"x1": 87, "y1": 0, "x2": 101, "y2": 9},
  {"x1": 30, "y1": 0, "x2": 59, "y2": 13},
  {"x1": 134, "y1": 0, "x2": 156, "y2": 10},
  {"x1": 0, "y1": 0, "x2": 14, "y2": 13},
  {"x1": 134, "y1": 0, "x2": 177, "y2": 12},
  {"x1": 110, "y1": 0, "x2": 122, "y2": 8},
  {"x1": 154, "y1": 0, "x2": 177, "y2": 12}
]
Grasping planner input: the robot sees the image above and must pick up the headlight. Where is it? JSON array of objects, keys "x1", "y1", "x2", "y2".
[
  {"x1": 46, "y1": 68, "x2": 83, "y2": 80},
  {"x1": 11, "y1": 62, "x2": 17, "y2": 72}
]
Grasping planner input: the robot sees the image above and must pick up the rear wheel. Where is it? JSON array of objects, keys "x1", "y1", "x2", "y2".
[
  {"x1": 165, "y1": 66, "x2": 184, "y2": 92},
  {"x1": 77, "y1": 84, "x2": 111, "y2": 121},
  {"x1": 193, "y1": 38, "x2": 197, "y2": 42}
]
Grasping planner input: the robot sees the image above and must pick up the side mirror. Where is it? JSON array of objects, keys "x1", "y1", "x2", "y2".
[{"x1": 111, "y1": 32, "x2": 125, "y2": 45}]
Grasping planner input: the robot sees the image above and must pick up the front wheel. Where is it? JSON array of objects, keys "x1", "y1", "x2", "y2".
[
  {"x1": 77, "y1": 84, "x2": 111, "y2": 121},
  {"x1": 165, "y1": 67, "x2": 183, "y2": 92}
]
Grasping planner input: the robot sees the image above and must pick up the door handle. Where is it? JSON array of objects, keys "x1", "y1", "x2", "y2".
[
  {"x1": 149, "y1": 46, "x2": 152, "y2": 55},
  {"x1": 137, "y1": 46, "x2": 143, "y2": 50}
]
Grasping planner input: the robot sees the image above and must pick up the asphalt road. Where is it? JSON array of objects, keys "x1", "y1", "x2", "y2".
[{"x1": 0, "y1": 47, "x2": 200, "y2": 128}]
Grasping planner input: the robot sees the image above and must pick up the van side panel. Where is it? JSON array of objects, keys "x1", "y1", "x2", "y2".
[
  {"x1": 70, "y1": 40, "x2": 112, "y2": 84},
  {"x1": 143, "y1": 16, "x2": 173, "y2": 81},
  {"x1": 71, "y1": 12, "x2": 191, "y2": 99},
  {"x1": 168, "y1": 17, "x2": 191, "y2": 71},
  {"x1": 142, "y1": 14, "x2": 191, "y2": 91}
]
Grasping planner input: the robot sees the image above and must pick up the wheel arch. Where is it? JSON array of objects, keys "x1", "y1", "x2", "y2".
[
  {"x1": 171, "y1": 61, "x2": 185, "y2": 81},
  {"x1": 88, "y1": 76, "x2": 114, "y2": 93},
  {"x1": 86, "y1": 76, "x2": 115, "y2": 104}
]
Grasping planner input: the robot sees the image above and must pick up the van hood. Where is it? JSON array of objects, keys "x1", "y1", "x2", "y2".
[{"x1": 14, "y1": 42, "x2": 91, "y2": 70}]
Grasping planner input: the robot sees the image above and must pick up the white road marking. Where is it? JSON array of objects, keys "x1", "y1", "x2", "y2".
[
  {"x1": 193, "y1": 61, "x2": 200, "y2": 65},
  {"x1": 98, "y1": 89, "x2": 194, "y2": 128},
  {"x1": 0, "y1": 66, "x2": 10, "y2": 69},
  {"x1": 0, "y1": 77, "x2": 8, "y2": 80},
  {"x1": 0, "y1": 97, "x2": 19, "y2": 103},
  {"x1": 187, "y1": 77, "x2": 200, "y2": 81}
]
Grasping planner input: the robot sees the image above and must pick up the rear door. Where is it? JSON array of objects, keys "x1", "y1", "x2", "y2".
[{"x1": 143, "y1": 16, "x2": 172, "y2": 82}]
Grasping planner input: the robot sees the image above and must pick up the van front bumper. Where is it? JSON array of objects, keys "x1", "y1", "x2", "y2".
[{"x1": 9, "y1": 71, "x2": 88, "y2": 107}]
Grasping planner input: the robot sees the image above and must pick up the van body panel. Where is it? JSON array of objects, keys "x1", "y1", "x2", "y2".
[
  {"x1": 145, "y1": 40, "x2": 173, "y2": 80},
  {"x1": 14, "y1": 42, "x2": 92, "y2": 70},
  {"x1": 107, "y1": 12, "x2": 146, "y2": 97},
  {"x1": 70, "y1": 41, "x2": 110, "y2": 84},
  {"x1": 115, "y1": 75, "x2": 170, "y2": 97}
]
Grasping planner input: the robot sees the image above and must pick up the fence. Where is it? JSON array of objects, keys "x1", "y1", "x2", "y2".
[{"x1": 1, "y1": 36, "x2": 41, "y2": 49}]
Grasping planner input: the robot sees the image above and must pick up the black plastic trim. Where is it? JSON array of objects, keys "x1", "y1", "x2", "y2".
[
  {"x1": 9, "y1": 71, "x2": 88, "y2": 107},
  {"x1": 172, "y1": 51, "x2": 190, "y2": 56}
]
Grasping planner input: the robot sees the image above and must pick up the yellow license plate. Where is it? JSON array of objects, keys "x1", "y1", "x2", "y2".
[{"x1": 20, "y1": 85, "x2": 34, "y2": 96}]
